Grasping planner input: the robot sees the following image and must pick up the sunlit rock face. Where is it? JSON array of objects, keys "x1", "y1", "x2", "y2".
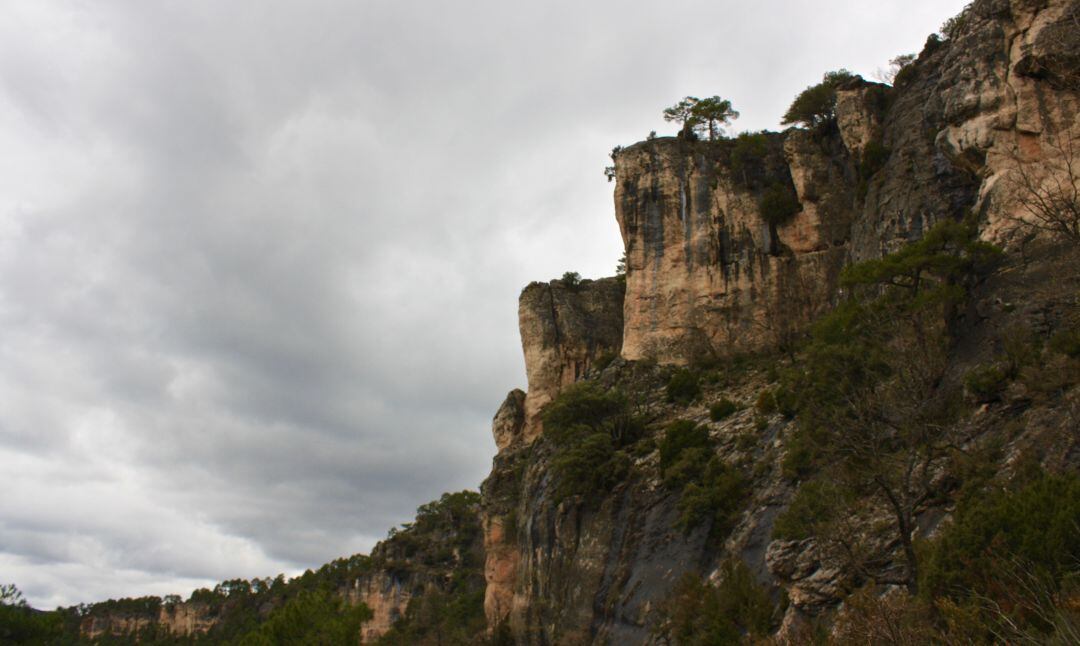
[
  {"x1": 612, "y1": 0, "x2": 1078, "y2": 367},
  {"x1": 613, "y1": 135, "x2": 850, "y2": 365}
]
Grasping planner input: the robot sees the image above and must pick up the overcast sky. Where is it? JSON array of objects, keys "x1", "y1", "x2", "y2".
[{"x1": 1, "y1": 0, "x2": 969, "y2": 609}]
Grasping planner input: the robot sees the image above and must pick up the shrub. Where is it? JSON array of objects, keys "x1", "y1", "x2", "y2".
[
  {"x1": 729, "y1": 131, "x2": 770, "y2": 187},
  {"x1": 940, "y1": 3, "x2": 974, "y2": 40},
  {"x1": 0, "y1": 585, "x2": 63, "y2": 644},
  {"x1": 541, "y1": 382, "x2": 645, "y2": 503},
  {"x1": 964, "y1": 363, "x2": 1009, "y2": 401},
  {"x1": 773, "y1": 480, "x2": 842, "y2": 540},
  {"x1": 860, "y1": 140, "x2": 891, "y2": 183},
  {"x1": 709, "y1": 399, "x2": 738, "y2": 421},
  {"x1": 759, "y1": 182, "x2": 801, "y2": 226},
  {"x1": 755, "y1": 387, "x2": 796, "y2": 417},
  {"x1": 560, "y1": 271, "x2": 581, "y2": 288},
  {"x1": 663, "y1": 446, "x2": 712, "y2": 489},
  {"x1": 666, "y1": 368, "x2": 701, "y2": 405},
  {"x1": 677, "y1": 457, "x2": 746, "y2": 536},
  {"x1": 1049, "y1": 326, "x2": 1080, "y2": 358},
  {"x1": 542, "y1": 382, "x2": 642, "y2": 446},
  {"x1": 239, "y1": 589, "x2": 373, "y2": 646},
  {"x1": 549, "y1": 432, "x2": 630, "y2": 502},
  {"x1": 592, "y1": 349, "x2": 618, "y2": 373},
  {"x1": 781, "y1": 69, "x2": 858, "y2": 129},
  {"x1": 653, "y1": 561, "x2": 776, "y2": 644},
  {"x1": 659, "y1": 420, "x2": 711, "y2": 473},
  {"x1": 919, "y1": 473, "x2": 1080, "y2": 600}
]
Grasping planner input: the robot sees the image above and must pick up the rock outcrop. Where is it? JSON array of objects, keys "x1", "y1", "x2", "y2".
[
  {"x1": 518, "y1": 277, "x2": 625, "y2": 439},
  {"x1": 492, "y1": 389, "x2": 526, "y2": 451},
  {"x1": 614, "y1": 133, "x2": 849, "y2": 364}
]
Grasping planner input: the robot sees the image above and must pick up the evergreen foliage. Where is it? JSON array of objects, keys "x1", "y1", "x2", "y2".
[
  {"x1": 758, "y1": 183, "x2": 800, "y2": 226},
  {"x1": 658, "y1": 420, "x2": 747, "y2": 539},
  {"x1": 663, "y1": 95, "x2": 739, "y2": 140},
  {"x1": 781, "y1": 69, "x2": 858, "y2": 129},
  {"x1": 654, "y1": 561, "x2": 776, "y2": 644},
  {"x1": 665, "y1": 368, "x2": 701, "y2": 405},
  {"x1": 541, "y1": 382, "x2": 645, "y2": 503},
  {"x1": 708, "y1": 399, "x2": 738, "y2": 422},
  {"x1": 777, "y1": 219, "x2": 1003, "y2": 593}
]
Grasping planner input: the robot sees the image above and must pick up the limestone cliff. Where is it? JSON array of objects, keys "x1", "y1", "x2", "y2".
[
  {"x1": 613, "y1": 0, "x2": 1078, "y2": 365},
  {"x1": 481, "y1": 0, "x2": 1080, "y2": 643},
  {"x1": 614, "y1": 133, "x2": 848, "y2": 363},
  {"x1": 518, "y1": 276, "x2": 625, "y2": 440}
]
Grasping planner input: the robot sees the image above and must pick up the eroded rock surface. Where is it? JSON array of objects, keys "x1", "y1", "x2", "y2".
[{"x1": 519, "y1": 277, "x2": 624, "y2": 439}]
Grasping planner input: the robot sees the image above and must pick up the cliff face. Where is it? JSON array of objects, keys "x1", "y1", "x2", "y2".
[
  {"x1": 518, "y1": 277, "x2": 625, "y2": 440},
  {"x1": 482, "y1": 0, "x2": 1080, "y2": 643},
  {"x1": 613, "y1": 0, "x2": 1078, "y2": 365},
  {"x1": 614, "y1": 133, "x2": 850, "y2": 363}
]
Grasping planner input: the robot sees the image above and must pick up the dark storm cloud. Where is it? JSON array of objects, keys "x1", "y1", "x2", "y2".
[{"x1": 0, "y1": 0, "x2": 969, "y2": 608}]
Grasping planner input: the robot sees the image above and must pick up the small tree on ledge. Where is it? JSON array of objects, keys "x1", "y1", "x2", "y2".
[{"x1": 663, "y1": 95, "x2": 739, "y2": 141}]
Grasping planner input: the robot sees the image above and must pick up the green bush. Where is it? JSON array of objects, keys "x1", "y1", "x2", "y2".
[
  {"x1": 560, "y1": 271, "x2": 582, "y2": 289},
  {"x1": 759, "y1": 182, "x2": 801, "y2": 226},
  {"x1": 919, "y1": 473, "x2": 1080, "y2": 600},
  {"x1": 239, "y1": 590, "x2": 372, "y2": 646},
  {"x1": 374, "y1": 576, "x2": 486, "y2": 646},
  {"x1": 729, "y1": 131, "x2": 770, "y2": 187},
  {"x1": 964, "y1": 363, "x2": 1009, "y2": 401},
  {"x1": 663, "y1": 446, "x2": 712, "y2": 489},
  {"x1": 542, "y1": 382, "x2": 643, "y2": 447},
  {"x1": 780, "y1": 426, "x2": 827, "y2": 481},
  {"x1": 666, "y1": 368, "x2": 701, "y2": 405},
  {"x1": 592, "y1": 349, "x2": 618, "y2": 373},
  {"x1": 709, "y1": 399, "x2": 738, "y2": 421},
  {"x1": 940, "y1": 3, "x2": 973, "y2": 40},
  {"x1": 658, "y1": 420, "x2": 746, "y2": 538},
  {"x1": 541, "y1": 382, "x2": 645, "y2": 503},
  {"x1": 773, "y1": 480, "x2": 842, "y2": 540},
  {"x1": 755, "y1": 387, "x2": 796, "y2": 417},
  {"x1": 659, "y1": 421, "x2": 711, "y2": 472},
  {"x1": 781, "y1": 69, "x2": 858, "y2": 129},
  {"x1": 550, "y1": 431, "x2": 630, "y2": 502},
  {"x1": 654, "y1": 561, "x2": 775, "y2": 644},
  {"x1": 677, "y1": 457, "x2": 746, "y2": 536},
  {"x1": 0, "y1": 585, "x2": 63, "y2": 644},
  {"x1": 1049, "y1": 326, "x2": 1080, "y2": 358}
]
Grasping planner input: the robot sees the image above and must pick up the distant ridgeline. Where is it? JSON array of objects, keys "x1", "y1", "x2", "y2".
[{"x1": 6, "y1": 0, "x2": 1080, "y2": 643}]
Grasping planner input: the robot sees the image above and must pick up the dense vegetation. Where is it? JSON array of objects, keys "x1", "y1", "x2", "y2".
[
  {"x1": 8, "y1": 492, "x2": 489, "y2": 645},
  {"x1": 541, "y1": 382, "x2": 645, "y2": 504},
  {"x1": 653, "y1": 560, "x2": 777, "y2": 644}
]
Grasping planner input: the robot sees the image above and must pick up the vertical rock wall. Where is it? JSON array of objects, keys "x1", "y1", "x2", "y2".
[
  {"x1": 518, "y1": 277, "x2": 625, "y2": 440},
  {"x1": 614, "y1": 133, "x2": 852, "y2": 365}
]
